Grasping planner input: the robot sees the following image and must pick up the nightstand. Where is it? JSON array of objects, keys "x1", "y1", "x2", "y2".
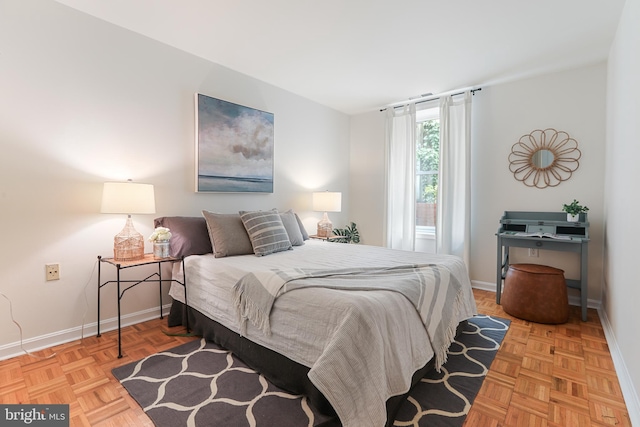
[
  {"x1": 97, "y1": 254, "x2": 188, "y2": 358},
  {"x1": 309, "y1": 234, "x2": 346, "y2": 242}
]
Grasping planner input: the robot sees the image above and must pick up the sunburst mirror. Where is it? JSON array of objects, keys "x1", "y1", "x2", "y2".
[{"x1": 508, "y1": 128, "x2": 581, "y2": 188}]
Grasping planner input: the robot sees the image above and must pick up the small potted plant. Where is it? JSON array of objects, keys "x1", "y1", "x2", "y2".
[
  {"x1": 149, "y1": 227, "x2": 172, "y2": 258},
  {"x1": 332, "y1": 222, "x2": 360, "y2": 244},
  {"x1": 562, "y1": 199, "x2": 589, "y2": 222}
]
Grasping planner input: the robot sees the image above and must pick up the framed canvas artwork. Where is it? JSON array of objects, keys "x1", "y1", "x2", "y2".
[{"x1": 195, "y1": 93, "x2": 274, "y2": 192}]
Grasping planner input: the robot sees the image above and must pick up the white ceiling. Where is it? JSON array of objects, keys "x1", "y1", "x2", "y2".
[{"x1": 55, "y1": 0, "x2": 626, "y2": 115}]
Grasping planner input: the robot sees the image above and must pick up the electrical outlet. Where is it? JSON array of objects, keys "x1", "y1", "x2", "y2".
[
  {"x1": 528, "y1": 248, "x2": 539, "y2": 257},
  {"x1": 46, "y1": 264, "x2": 60, "y2": 281}
]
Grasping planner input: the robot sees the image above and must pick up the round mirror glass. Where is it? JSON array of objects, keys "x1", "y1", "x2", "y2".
[{"x1": 532, "y1": 149, "x2": 554, "y2": 168}]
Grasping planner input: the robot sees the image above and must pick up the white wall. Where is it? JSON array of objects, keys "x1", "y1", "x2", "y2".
[
  {"x1": 605, "y1": 0, "x2": 640, "y2": 420},
  {"x1": 0, "y1": 0, "x2": 350, "y2": 355},
  {"x1": 349, "y1": 111, "x2": 386, "y2": 245},
  {"x1": 350, "y1": 64, "x2": 606, "y2": 305},
  {"x1": 471, "y1": 64, "x2": 606, "y2": 300}
]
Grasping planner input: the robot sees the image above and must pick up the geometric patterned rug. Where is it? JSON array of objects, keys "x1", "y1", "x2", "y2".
[
  {"x1": 393, "y1": 315, "x2": 509, "y2": 426},
  {"x1": 112, "y1": 315, "x2": 509, "y2": 427}
]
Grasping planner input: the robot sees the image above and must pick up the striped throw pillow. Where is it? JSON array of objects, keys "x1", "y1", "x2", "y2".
[{"x1": 239, "y1": 209, "x2": 293, "y2": 256}]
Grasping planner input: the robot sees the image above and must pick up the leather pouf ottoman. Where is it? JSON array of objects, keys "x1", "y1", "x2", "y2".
[{"x1": 502, "y1": 263, "x2": 569, "y2": 324}]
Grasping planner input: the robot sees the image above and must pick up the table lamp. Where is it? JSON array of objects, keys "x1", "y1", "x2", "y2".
[
  {"x1": 313, "y1": 191, "x2": 342, "y2": 237},
  {"x1": 101, "y1": 180, "x2": 156, "y2": 261}
]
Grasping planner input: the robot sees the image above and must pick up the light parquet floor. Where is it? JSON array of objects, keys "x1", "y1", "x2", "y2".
[
  {"x1": 0, "y1": 288, "x2": 632, "y2": 426},
  {"x1": 467, "y1": 289, "x2": 631, "y2": 427}
]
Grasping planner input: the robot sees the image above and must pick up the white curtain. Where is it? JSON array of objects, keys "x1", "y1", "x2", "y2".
[
  {"x1": 385, "y1": 103, "x2": 416, "y2": 250},
  {"x1": 437, "y1": 91, "x2": 471, "y2": 268}
]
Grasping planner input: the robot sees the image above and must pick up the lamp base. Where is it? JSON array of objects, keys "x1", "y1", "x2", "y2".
[
  {"x1": 113, "y1": 216, "x2": 145, "y2": 261},
  {"x1": 316, "y1": 212, "x2": 333, "y2": 238}
]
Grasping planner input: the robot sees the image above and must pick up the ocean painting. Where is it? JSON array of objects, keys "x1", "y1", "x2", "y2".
[{"x1": 196, "y1": 93, "x2": 274, "y2": 192}]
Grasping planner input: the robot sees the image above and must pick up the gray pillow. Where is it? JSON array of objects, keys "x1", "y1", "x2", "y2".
[
  {"x1": 201, "y1": 211, "x2": 254, "y2": 258},
  {"x1": 280, "y1": 210, "x2": 305, "y2": 246},
  {"x1": 239, "y1": 209, "x2": 292, "y2": 256},
  {"x1": 154, "y1": 216, "x2": 212, "y2": 258},
  {"x1": 295, "y1": 213, "x2": 309, "y2": 241}
]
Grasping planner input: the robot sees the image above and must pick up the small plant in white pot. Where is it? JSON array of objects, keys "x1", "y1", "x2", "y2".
[{"x1": 562, "y1": 199, "x2": 589, "y2": 222}]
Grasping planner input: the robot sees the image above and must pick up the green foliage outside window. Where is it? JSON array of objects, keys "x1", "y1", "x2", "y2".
[{"x1": 416, "y1": 119, "x2": 440, "y2": 203}]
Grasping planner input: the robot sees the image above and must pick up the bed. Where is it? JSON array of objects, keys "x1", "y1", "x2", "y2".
[{"x1": 157, "y1": 212, "x2": 477, "y2": 427}]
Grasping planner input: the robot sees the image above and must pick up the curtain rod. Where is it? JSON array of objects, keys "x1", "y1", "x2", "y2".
[{"x1": 380, "y1": 87, "x2": 482, "y2": 112}]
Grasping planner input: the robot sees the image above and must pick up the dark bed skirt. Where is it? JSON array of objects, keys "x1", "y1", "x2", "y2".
[{"x1": 168, "y1": 300, "x2": 454, "y2": 427}]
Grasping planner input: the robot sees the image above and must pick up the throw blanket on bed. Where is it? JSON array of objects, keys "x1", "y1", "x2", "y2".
[{"x1": 232, "y1": 264, "x2": 464, "y2": 370}]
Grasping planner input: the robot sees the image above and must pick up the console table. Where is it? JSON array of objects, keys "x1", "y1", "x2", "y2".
[
  {"x1": 97, "y1": 254, "x2": 188, "y2": 358},
  {"x1": 496, "y1": 211, "x2": 589, "y2": 321}
]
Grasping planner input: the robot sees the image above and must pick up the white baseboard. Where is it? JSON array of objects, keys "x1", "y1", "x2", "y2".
[
  {"x1": 471, "y1": 280, "x2": 602, "y2": 309},
  {"x1": 0, "y1": 303, "x2": 172, "y2": 361},
  {"x1": 470, "y1": 279, "x2": 497, "y2": 292},
  {"x1": 597, "y1": 308, "x2": 640, "y2": 426},
  {"x1": 472, "y1": 280, "x2": 639, "y2": 425}
]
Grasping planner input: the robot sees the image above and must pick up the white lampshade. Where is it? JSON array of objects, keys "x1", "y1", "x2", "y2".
[
  {"x1": 312, "y1": 191, "x2": 342, "y2": 213},
  {"x1": 101, "y1": 182, "x2": 156, "y2": 214},
  {"x1": 101, "y1": 181, "x2": 156, "y2": 261}
]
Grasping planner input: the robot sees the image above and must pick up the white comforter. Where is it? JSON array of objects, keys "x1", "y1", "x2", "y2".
[{"x1": 169, "y1": 241, "x2": 477, "y2": 427}]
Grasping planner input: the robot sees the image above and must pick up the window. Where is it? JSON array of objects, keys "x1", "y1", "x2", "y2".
[
  {"x1": 386, "y1": 92, "x2": 470, "y2": 258},
  {"x1": 415, "y1": 108, "x2": 439, "y2": 237}
]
